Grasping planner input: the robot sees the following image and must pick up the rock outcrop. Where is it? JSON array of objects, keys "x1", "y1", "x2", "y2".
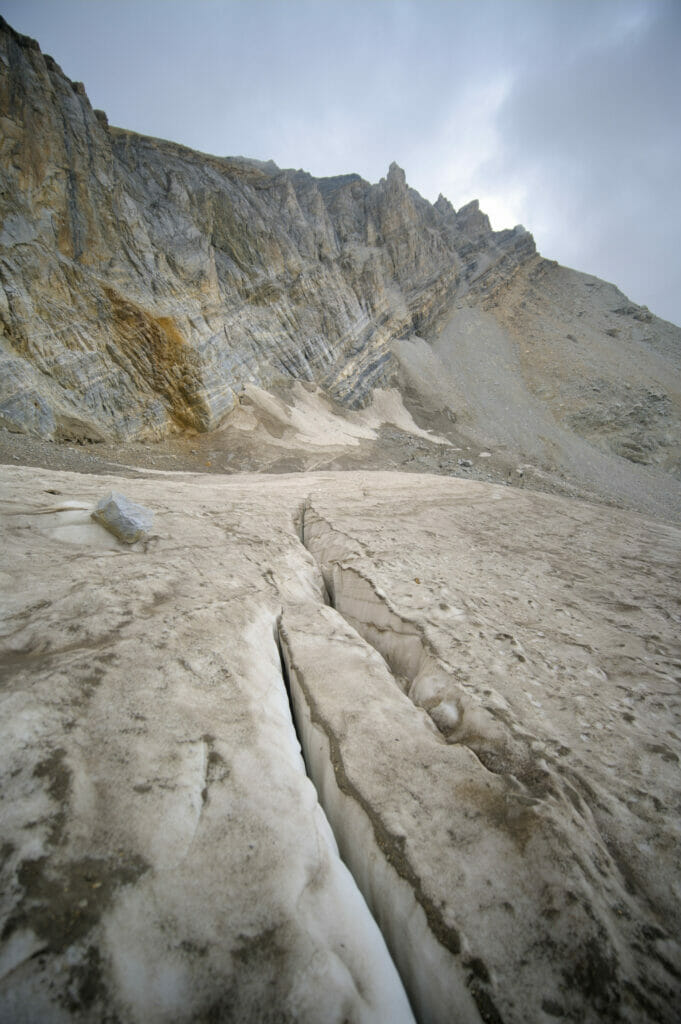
[{"x1": 0, "y1": 16, "x2": 533, "y2": 443}]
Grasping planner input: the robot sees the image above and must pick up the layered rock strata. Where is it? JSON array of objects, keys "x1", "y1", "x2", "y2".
[{"x1": 0, "y1": 15, "x2": 532, "y2": 442}]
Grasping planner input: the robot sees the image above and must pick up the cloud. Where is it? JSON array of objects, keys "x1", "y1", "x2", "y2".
[{"x1": 473, "y1": 0, "x2": 681, "y2": 321}]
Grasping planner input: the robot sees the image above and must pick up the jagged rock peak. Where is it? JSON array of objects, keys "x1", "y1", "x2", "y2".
[
  {"x1": 455, "y1": 198, "x2": 492, "y2": 236},
  {"x1": 386, "y1": 161, "x2": 407, "y2": 188},
  {"x1": 434, "y1": 193, "x2": 456, "y2": 217}
]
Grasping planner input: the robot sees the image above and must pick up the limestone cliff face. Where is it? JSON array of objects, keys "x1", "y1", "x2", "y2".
[{"x1": 0, "y1": 17, "x2": 534, "y2": 441}]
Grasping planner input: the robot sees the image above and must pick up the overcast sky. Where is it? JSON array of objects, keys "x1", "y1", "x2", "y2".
[{"x1": 5, "y1": 0, "x2": 681, "y2": 326}]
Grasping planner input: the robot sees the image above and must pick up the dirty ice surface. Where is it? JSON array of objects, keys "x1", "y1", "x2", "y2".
[{"x1": 1, "y1": 465, "x2": 680, "y2": 1023}]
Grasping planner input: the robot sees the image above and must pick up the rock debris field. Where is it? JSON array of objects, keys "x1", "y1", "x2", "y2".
[{"x1": 1, "y1": 463, "x2": 680, "y2": 1023}]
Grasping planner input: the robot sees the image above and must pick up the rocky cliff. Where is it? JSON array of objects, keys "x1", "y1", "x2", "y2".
[{"x1": 0, "y1": 15, "x2": 533, "y2": 442}]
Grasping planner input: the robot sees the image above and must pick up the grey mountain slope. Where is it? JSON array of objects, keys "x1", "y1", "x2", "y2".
[{"x1": 392, "y1": 262, "x2": 681, "y2": 521}]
